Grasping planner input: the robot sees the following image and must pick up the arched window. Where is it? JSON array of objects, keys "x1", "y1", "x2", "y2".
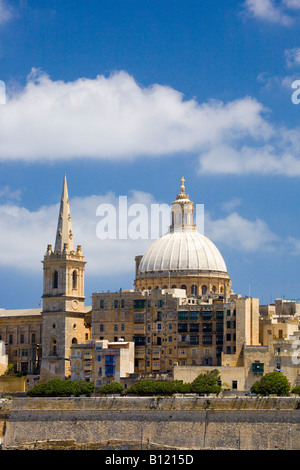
[
  {"x1": 202, "y1": 285, "x2": 207, "y2": 295},
  {"x1": 212, "y1": 286, "x2": 216, "y2": 293},
  {"x1": 181, "y1": 285, "x2": 187, "y2": 291},
  {"x1": 53, "y1": 271, "x2": 58, "y2": 289},
  {"x1": 171, "y1": 285, "x2": 177, "y2": 288},
  {"x1": 72, "y1": 338, "x2": 77, "y2": 345},
  {"x1": 220, "y1": 286, "x2": 224, "y2": 294},
  {"x1": 191, "y1": 285, "x2": 197, "y2": 295},
  {"x1": 51, "y1": 338, "x2": 57, "y2": 356},
  {"x1": 72, "y1": 270, "x2": 78, "y2": 289}
]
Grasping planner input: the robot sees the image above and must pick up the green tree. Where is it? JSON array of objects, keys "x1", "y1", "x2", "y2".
[
  {"x1": 27, "y1": 378, "x2": 94, "y2": 397},
  {"x1": 250, "y1": 372, "x2": 290, "y2": 396},
  {"x1": 127, "y1": 379, "x2": 191, "y2": 396},
  {"x1": 190, "y1": 370, "x2": 222, "y2": 395},
  {"x1": 291, "y1": 385, "x2": 300, "y2": 395},
  {"x1": 97, "y1": 382, "x2": 124, "y2": 395}
]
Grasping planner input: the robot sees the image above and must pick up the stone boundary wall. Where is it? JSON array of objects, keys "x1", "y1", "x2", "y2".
[{"x1": 2, "y1": 397, "x2": 300, "y2": 450}]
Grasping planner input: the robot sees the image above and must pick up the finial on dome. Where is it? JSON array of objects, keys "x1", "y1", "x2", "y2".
[{"x1": 180, "y1": 176, "x2": 185, "y2": 195}]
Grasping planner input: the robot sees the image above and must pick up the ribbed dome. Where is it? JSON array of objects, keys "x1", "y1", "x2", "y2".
[{"x1": 138, "y1": 230, "x2": 227, "y2": 274}]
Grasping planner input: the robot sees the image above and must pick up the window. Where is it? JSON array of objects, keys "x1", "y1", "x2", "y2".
[
  {"x1": 190, "y1": 336, "x2": 199, "y2": 345},
  {"x1": 121, "y1": 299, "x2": 125, "y2": 308},
  {"x1": 203, "y1": 323, "x2": 212, "y2": 332},
  {"x1": 178, "y1": 323, "x2": 188, "y2": 332},
  {"x1": 51, "y1": 338, "x2": 57, "y2": 356},
  {"x1": 31, "y1": 333, "x2": 36, "y2": 344},
  {"x1": 100, "y1": 324, "x2": 104, "y2": 332},
  {"x1": 133, "y1": 299, "x2": 146, "y2": 309},
  {"x1": 9, "y1": 334, "x2": 13, "y2": 345},
  {"x1": 100, "y1": 300, "x2": 104, "y2": 309},
  {"x1": 190, "y1": 311, "x2": 199, "y2": 320},
  {"x1": 72, "y1": 270, "x2": 78, "y2": 289},
  {"x1": 121, "y1": 324, "x2": 125, "y2": 331},
  {"x1": 133, "y1": 336, "x2": 146, "y2": 346},
  {"x1": 158, "y1": 300, "x2": 163, "y2": 308},
  {"x1": 191, "y1": 285, "x2": 197, "y2": 295},
  {"x1": 105, "y1": 365, "x2": 115, "y2": 376},
  {"x1": 114, "y1": 300, "x2": 118, "y2": 309},
  {"x1": 114, "y1": 324, "x2": 118, "y2": 331},
  {"x1": 178, "y1": 311, "x2": 188, "y2": 321},
  {"x1": 202, "y1": 335, "x2": 212, "y2": 345},
  {"x1": 226, "y1": 333, "x2": 231, "y2": 341},
  {"x1": 20, "y1": 334, "x2": 24, "y2": 344},
  {"x1": 227, "y1": 321, "x2": 231, "y2": 329},
  {"x1": 216, "y1": 310, "x2": 224, "y2": 319},
  {"x1": 232, "y1": 380, "x2": 238, "y2": 390},
  {"x1": 202, "y1": 285, "x2": 207, "y2": 295},
  {"x1": 252, "y1": 362, "x2": 264, "y2": 374},
  {"x1": 53, "y1": 271, "x2": 58, "y2": 289},
  {"x1": 216, "y1": 335, "x2": 223, "y2": 345},
  {"x1": 203, "y1": 311, "x2": 212, "y2": 320},
  {"x1": 189, "y1": 323, "x2": 199, "y2": 332},
  {"x1": 105, "y1": 354, "x2": 115, "y2": 365}
]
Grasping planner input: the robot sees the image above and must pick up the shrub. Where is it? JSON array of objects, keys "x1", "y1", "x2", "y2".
[
  {"x1": 127, "y1": 380, "x2": 192, "y2": 396},
  {"x1": 97, "y1": 382, "x2": 124, "y2": 395},
  {"x1": 190, "y1": 369, "x2": 222, "y2": 395},
  {"x1": 291, "y1": 385, "x2": 300, "y2": 395},
  {"x1": 250, "y1": 372, "x2": 290, "y2": 396},
  {"x1": 27, "y1": 378, "x2": 94, "y2": 397}
]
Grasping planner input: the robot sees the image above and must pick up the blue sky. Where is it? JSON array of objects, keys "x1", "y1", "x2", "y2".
[{"x1": 1, "y1": 0, "x2": 300, "y2": 308}]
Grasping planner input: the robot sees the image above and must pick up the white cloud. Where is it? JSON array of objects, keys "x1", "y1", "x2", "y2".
[
  {"x1": 205, "y1": 211, "x2": 279, "y2": 252},
  {"x1": 0, "y1": 0, "x2": 14, "y2": 25},
  {"x1": 221, "y1": 198, "x2": 242, "y2": 213},
  {"x1": 285, "y1": 48, "x2": 300, "y2": 68},
  {"x1": 0, "y1": 185, "x2": 21, "y2": 201},
  {"x1": 198, "y1": 135, "x2": 300, "y2": 176},
  {"x1": 0, "y1": 69, "x2": 271, "y2": 162},
  {"x1": 0, "y1": 190, "x2": 167, "y2": 276},
  {"x1": 244, "y1": 0, "x2": 293, "y2": 25},
  {"x1": 1, "y1": 69, "x2": 300, "y2": 176},
  {"x1": 283, "y1": 0, "x2": 300, "y2": 9}
]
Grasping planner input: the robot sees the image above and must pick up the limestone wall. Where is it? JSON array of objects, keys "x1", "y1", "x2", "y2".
[{"x1": 2, "y1": 396, "x2": 300, "y2": 450}]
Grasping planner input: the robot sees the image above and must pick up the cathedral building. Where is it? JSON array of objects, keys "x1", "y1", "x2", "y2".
[{"x1": 0, "y1": 175, "x2": 299, "y2": 390}]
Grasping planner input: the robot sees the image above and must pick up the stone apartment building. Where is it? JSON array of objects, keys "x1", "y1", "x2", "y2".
[{"x1": 70, "y1": 339, "x2": 134, "y2": 387}]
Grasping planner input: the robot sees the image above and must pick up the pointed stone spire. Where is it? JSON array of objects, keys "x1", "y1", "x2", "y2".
[{"x1": 54, "y1": 174, "x2": 74, "y2": 253}]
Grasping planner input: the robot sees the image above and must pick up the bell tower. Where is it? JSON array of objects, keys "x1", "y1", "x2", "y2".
[{"x1": 40, "y1": 174, "x2": 87, "y2": 381}]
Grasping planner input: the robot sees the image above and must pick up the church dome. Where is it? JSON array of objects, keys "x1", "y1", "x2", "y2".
[
  {"x1": 138, "y1": 230, "x2": 227, "y2": 275},
  {"x1": 134, "y1": 177, "x2": 230, "y2": 296}
]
